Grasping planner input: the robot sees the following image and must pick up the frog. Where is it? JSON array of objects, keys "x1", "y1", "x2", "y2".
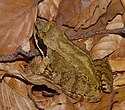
[{"x1": 32, "y1": 18, "x2": 113, "y2": 102}]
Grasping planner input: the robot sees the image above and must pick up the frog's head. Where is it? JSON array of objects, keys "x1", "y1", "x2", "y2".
[
  {"x1": 35, "y1": 18, "x2": 56, "y2": 33},
  {"x1": 34, "y1": 18, "x2": 65, "y2": 48}
]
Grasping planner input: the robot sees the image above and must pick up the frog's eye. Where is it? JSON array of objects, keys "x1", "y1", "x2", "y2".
[{"x1": 35, "y1": 18, "x2": 50, "y2": 32}]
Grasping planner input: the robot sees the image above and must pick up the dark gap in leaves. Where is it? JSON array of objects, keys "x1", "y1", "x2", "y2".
[
  {"x1": 62, "y1": 24, "x2": 76, "y2": 30},
  {"x1": 37, "y1": 16, "x2": 49, "y2": 22},
  {"x1": 32, "y1": 85, "x2": 60, "y2": 97},
  {"x1": 37, "y1": 0, "x2": 44, "y2": 5}
]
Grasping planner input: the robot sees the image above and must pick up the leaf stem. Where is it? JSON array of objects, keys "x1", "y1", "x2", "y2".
[{"x1": 69, "y1": 27, "x2": 125, "y2": 40}]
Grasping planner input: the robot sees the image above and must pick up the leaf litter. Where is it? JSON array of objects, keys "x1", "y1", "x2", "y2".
[{"x1": 0, "y1": 0, "x2": 125, "y2": 110}]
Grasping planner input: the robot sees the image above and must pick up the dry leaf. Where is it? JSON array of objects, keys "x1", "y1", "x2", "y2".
[
  {"x1": 112, "y1": 99, "x2": 125, "y2": 110},
  {"x1": 0, "y1": 80, "x2": 37, "y2": 110},
  {"x1": 55, "y1": 0, "x2": 81, "y2": 26},
  {"x1": 91, "y1": 15, "x2": 123, "y2": 60},
  {"x1": 28, "y1": 87, "x2": 77, "y2": 110},
  {"x1": 1, "y1": 0, "x2": 125, "y2": 110},
  {"x1": 60, "y1": 0, "x2": 124, "y2": 41},
  {"x1": 107, "y1": 12, "x2": 125, "y2": 72},
  {"x1": 75, "y1": 0, "x2": 111, "y2": 29},
  {"x1": 99, "y1": 0, "x2": 124, "y2": 26},
  {"x1": 83, "y1": 93, "x2": 112, "y2": 110},
  {"x1": 0, "y1": 61, "x2": 30, "y2": 97},
  {"x1": 112, "y1": 87, "x2": 125, "y2": 110},
  {"x1": 0, "y1": 0, "x2": 37, "y2": 55},
  {"x1": 109, "y1": 38, "x2": 125, "y2": 71},
  {"x1": 76, "y1": 0, "x2": 124, "y2": 29},
  {"x1": 56, "y1": 0, "x2": 111, "y2": 29},
  {"x1": 38, "y1": 0, "x2": 62, "y2": 21},
  {"x1": 4, "y1": 77, "x2": 28, "y2": 98},
  {"x1": 83, "y1": 87, "x2": 125, "y2": 110},
  {"x1": 109, "y1": 58, "x2": 125, "y2": 72},
  {"x1": 0, "y1": 70, "x2": 6, "y2": 80},
  {"x1": 114, "y1": 72, "x2": 125, "y2": 86},
  {"x1": 121, "y1": 0, "x2": 125, "y2": 9}
]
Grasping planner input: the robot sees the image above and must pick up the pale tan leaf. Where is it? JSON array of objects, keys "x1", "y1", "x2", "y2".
[
  {"x1": 4, "y1": 77, "x2": 28, "y2": 98},
  {"x1": 121, "y1": 0, "x2": 125, "y2": 9},
  {"x1": 0, "y1": 62, "x2": 24, "y2": 80},
  {"x1": 91, "y1": 15, "x2": 123, "y2": 60},
  {"x1": 0, "y1": 61, "x2": 31, "y2": 97},
  {"x1": 0, "y1": 70, "x2": 6, "y2": 80},
  {"x1": 107, "y1": 12, "x2": 125, "y2": 72},
  {"x1": 0, "y1": 80, "x2": 37, "y2": 110},
  {"x1": 109, "y1": 37, "x2": 125, "y2": 71},
  {"x1": 112, "y1": 99, "x2": 125, "y2": 110},
  {"x1": 109, "y1": 58, "x2": 125, "y2": 72},
  {"x1": 114, "y1": 72, "x2": 125, "y2": 86},
  {"x1": 38, "y1": 0, "x2": 62, "y2": 21},
  {"x1": 0, "y1": 0, "x2": 37, "y2": 55},
  {"x1": 91, "y1": 38, "x2": 119, "y2": 60},
  {"x1": 112, "y1": 87, "x2": 125, "y2": 110}
]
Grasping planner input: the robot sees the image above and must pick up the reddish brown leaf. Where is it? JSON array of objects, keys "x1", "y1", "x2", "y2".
[
  {"x1": 38, "y1": 0, "x2": 62, "y2": 21},
  {"x1": 55, "y1": 0, "x2": 81, "y2": 26},
  {"x1": 76, "y1": 0, "x2": 111, "y2": 29},
  {"x1": 0, "y1": 0, "x2": 37, "y2": 55},
  {"x1": 58, "y1": 0, "x2": 124, "y2": 44}
]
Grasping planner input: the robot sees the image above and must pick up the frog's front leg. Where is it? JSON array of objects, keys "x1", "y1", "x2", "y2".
[{"x1": 29, "y1": 56, "x2": 51, "y2": 75}]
